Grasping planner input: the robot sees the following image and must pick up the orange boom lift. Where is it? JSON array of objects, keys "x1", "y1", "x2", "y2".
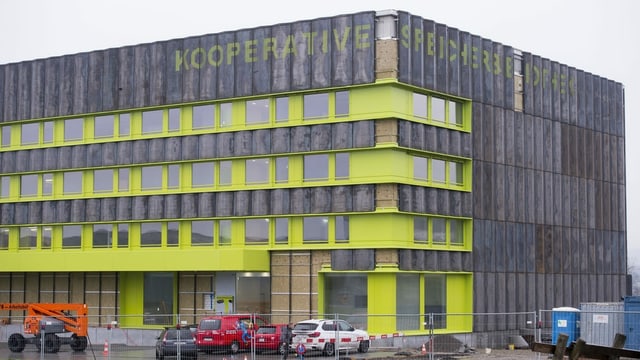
[{"x1": 0, "y1": 303, "x2": 89, "y2": 353}]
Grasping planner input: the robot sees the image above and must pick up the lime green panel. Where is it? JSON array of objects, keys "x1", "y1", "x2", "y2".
[
  {"x1": 350, "y1": 84, "x2": 411, "y2": 121},
  {"x1": 349, "y1": 213, "x2": 411, "y2": 248},
  {"x1": 350, "y1": 148, "x2": 408, "y2": 184},
  {"x1": 367, "y1": 273, "x2": 396, "y2": 333},
  {"x1": 119, "y1": 272, "x2": 143, "y2": 327},
  {"x1": 1, "y1": 248, "x2": 270, "y2": 272},
  {"x1": 446, "y1": 274, "x2": 473, "y2": 332}
]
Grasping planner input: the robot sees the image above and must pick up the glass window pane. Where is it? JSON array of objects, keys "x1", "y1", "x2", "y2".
[
  {"x1": 245, "y1": 218, "x2": 269, "y2": 244},
  {"x1": 219, "y1": 161, "x2": 232, "y2": 185},
  {"x1": 220, "y1": 103, "x2": 232, "y2": 127},
  {"x1": 450, "y1": 219, "x2": 463, "y2": 245},
  {"x1": 218, "y1": 220, "x2": 231, "y2": 246},
  {"x1": 450, "y1": 101, "x2": 463, "y2": 125},
  {"x1": 193, "y1": 105, "x2": 214, "y2": 129},
  {"x1": 245, "y1": 158, "x2": 269, "y2": 184},
  {"x1": 192, "y1": 162, "x2": 214, "y2": 187},
  {"x1": 167, "y1": 222, "x2": 179, "y2": 247},
  {"x1": 21, "y1": 123, "x2": 39, "y2": 145},
  {"x1": 449, "y1": 162, "x2": 463, "y2": 184},
  {"x1": 118, "y1": 224, "x2": 129, "y2": 248},
  {"x1": 20, "y1": 174, "x2": 38, "y2": 197},
  {"x1": 275, "y1": 97, "x2": 289, "y2": 122},
  {"x1": 303, "y1": 216, "x2": 328, "y2": 243},
  {"x1": 432, "y1": 218, "x2": 446, "y2": 244},
  {"x1": 168, "y1": 108, "x2": 181, "y2": 132},
  {"x1": 93, "y1": 224, "x2": 112, "y2": 248},
  {"x1": 62, "y1": 225, "x2": 82, "y2": 248},
  {"x1": 63, "y1": 171, "x2": 83, "y2": 194},
  {"x1": 335, "y1": 153, "x2": 349, "y2": 179},
  {"x1": 191, "y1": 220, "x2": 213, "y2": 245},
  {"x1": 1, "y1": 126, "x2": 11, "y2": 147},
  {"x1": 397, "y1": 274, "x2": 421, "y2": 330},
  {"x1": 19, "y1": 227, "x2": 37, "y2": 249},
  {"x1": 43, "y1": 122, "x2": 54, "y2": 143},
  {"x1": 42, "y1": 173, "x2": 53, "y2": 196},
  {"x1": 64, "y1": 118, "x2": 83, "y2": 141},
  {"x1": 431, "y1": 97, "x2": 445, "y2": 122},
  {"x1": 168, "y1": 165, "x2": 180, "y2": 189},
  {"x1": 94, "y1": 169, "x2": 113, "y2": 192},
  {"x1": 413, "y1": 93, "x2": 427, "y2": 118},
  {"x1": 275, "y1": 157, "x2": 288, "y2": 182},
  {"x1": 413, "y1": 156, "x2": 427, "y2": 180},
  {"x1": 42, "y1": 226, "x2": 52, "y2": 249},
  {"x1": 1, "y1": 177, "x2": 10, "y2": 198},
  {"x1": 142, "y1": 110, "x2": 163, "y2": 134},
  {"x1": 143, "y1": 272, "x2": 174, "y2": 325},
  {"x1": 414, "y1": 216, "x2": 427, "y2": 243},
  {"x1": 424, "y1": 274, "x2": 447, "y2": 329},
  {"x1": 141, "y1": 222, "x2": 162, "y2": 246},
  {"x1": 246, "y1": 99, "x2": 269, "y2": 124},
  {"x1": 335, "y1": 216, "x2": 349, "y2": 242},
  {"x1": 335, "y1": 91, "x2": 349, "y2": 117},
  {"x1": 119, "y1": 113, "x2": 130, "y2": 136},
  {"x1": 275, "y1": 218, "x2": 288, "y2": 244},
  {"x1": 142, "y1": 166, "x2": 163, "y2": 190},
  {"x1": 303, "y1": 93, "x2": 329, "y2": 119},
  {"x1": 324, "y1": 274, "x2": 368, "y2": 327},
  {"x1": 0, "y1": 228, "x2": 9, "y2": 249},
  {"x1": 304, "y1": 154, "x2": 328, "y2": 181},
  {"x1": 118, "y1": 168, "x2": 129, "y2": 191},
  {"x1": 432, "y1": 159, "x2": 446, "y2": 183},
  {"x1": 94, "y1": 115, "x2": 114, "y2": 138}
]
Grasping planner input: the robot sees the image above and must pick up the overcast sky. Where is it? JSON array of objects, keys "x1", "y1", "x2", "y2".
[{"x1": 0, "y1": 0, "x2": 638, "y2": 259}]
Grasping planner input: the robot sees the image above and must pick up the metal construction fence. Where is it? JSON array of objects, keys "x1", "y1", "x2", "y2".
[{"x1": 0, "y1": 310, "x2": 639, "y2": 359}]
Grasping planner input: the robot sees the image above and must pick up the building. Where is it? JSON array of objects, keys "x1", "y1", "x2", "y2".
[{"x1": 0, "y1": 10, "x2": 627, "y2": 335}]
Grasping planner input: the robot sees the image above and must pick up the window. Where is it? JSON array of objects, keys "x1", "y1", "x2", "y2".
[
  {"x1": 304, "y1": 93, "x2": 329, "y2": 119},
  {"x1": 335, "y1": 91, "x2": 349, "y2": 117},
  {"x1": 192, "y1": 162, "x2": 214, "y2": 187},
  {"x1": 275, "y1": 157, "x2": 288, "y2": 182},
  {"x1": 168, "y1": 165, "x2": 180, "y2": 189},
  {"x1": 20, "y1": 174, "x2": 38, "y2": 197},
  {"x1": 324, "y1": 274, "x2": 368, "y2": 325},
  {"x1": 142, "y1": 110, "x2": 163, "y2": 134},
  {"x1": 246, "y1": 99, "x2": 269, "y2": 124},
  {"x1": 141, "y1": 166, "x2": 162, "y2": 190},
  {"x1": 303, "y1": 216, "x2": 328, "y2": 243},
  {"x1": 19, "y1": 227, "x2": 37, "y2": 249},
  {"x1": 275, "y1": 218, "x2": 288, "y2": 244},
  {"x1": 335, "y1": 216, "x2": 349, "y2": 242},
  {"x1": 64, "y1": 118, "x2": 83, "y2": 141},
  {"x1": 193, "y1": 105, "x2": 214, "y2": 129},
  {"x1": 141, "y1": 222, "x2": 161, "y2": 247},
  {"x1": 432, "y1": 159, "x2": 446, "y2": 183},
  {"x1": 93, "y1": 224, "x2": 112, "y2": 248},
  {"x1": 397, "y1": 274, "x2": 420, "y2": 330},
  {"x1": 432, "y1": 218, "x2": 446, "y2": 244},
  {"x1": 414, "y1": 216, "x2": 428, "y2": 243},
  {"x1": 43, "y1": 122, "x2": 54, "y2": 143},
  {"x1": 1, "y1": 126, "x2": 11, "y2": 147},
  {"x1": 62, "y1": 225, "x2": 82, "y2": 248},
  {"x1": 414, "y1": 156, "x2": 463, "y2": 186},
  {"x1": 218, "y1": 220, "x2": 231, "y2": 246},
  {"x1": 0, "y1": 228, "x2": 9, "y2": 249},
  {"x1": 119, "y1": 114, "x2": 131, "y2": 136},
  {"x1": 167, "y1": 222, "x2": 179, "y2": 247},
  {"x1": 94, "y1": 169, "x2": 113, "y2": 192},
  {"x1": 118, "y1": 168, "x2": 129, "y2": 191},
  {"x1": 449, "y1": 162, "x2": 463, "y2": 184},
  {"x1": 118, "y1": 224, "x2": 129, "y2": 248},
  {"x1": 413, "y1": 93, "x2": 427, "y2": 118},
  {"x1": 21, "y1": 123, "x2": 39, "y2": 145},
  {"x1": 143, "y1": 272, "x2": 174, "y2": 325},
  {"x1": 431, "y1": 97, "x2": 446, "y2": 122},
  {"x1": 335, "y1": 153, "x2": 350, "y2": 179},
  {"x1": 63, "y1": 171, "x2": 83, "y2": 194},
  {"x1": 219, "y1": 161, "x2": 232, "y2": 185},
  {"x1": 275, "y1": 97, "x2": 289, "y2": 122},
  {"x1": 0, "y1": 177, "x2": 9, "y2": 198},
  {"x1": 220, "y1": 103, "x2": 232, "y2": 127},
  {"x1": 450, "y1": 219, "x2": 463, "y2": 245},
  {"x1": 191, "y1": 220, "x2": 213, "y2": 245},
  {"x1": 450, "y1": 102, "x2": 463, "y2": 125},
  {"x1": 94, "y1": 115, "x2": 115, "y2": 138},
  {"x1": 413, "y1": 156, "x2": 428, "y2": 180},
  {"x1": 246, "y1": 159, "x2": 269, "y2": 184},
  {"x1": 424, "y1": 274, "x2": 446, "y2": 329},
  {"x1": 413, "y1": 92, "x2": 463, "y2": 126},
  {"x1": 304, "y1": 154, "x2": 328, "y2": 181},
  {"x1": 42, "y1": 226, "x2": 52, "y2": 249},
  {"x1": 42, "y1": 173, "x2": 53, "y2": 195},
  {"x1": 168, "y1": 108, "x2": 180, "y2": 132},
  {"x1": 245, "y1": 218, "x2": 268, "y2": 244}
]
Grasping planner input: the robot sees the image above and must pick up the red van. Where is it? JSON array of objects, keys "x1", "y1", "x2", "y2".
[{"x1": 195, "y1": 314, "x2": 267, "y2": 354}]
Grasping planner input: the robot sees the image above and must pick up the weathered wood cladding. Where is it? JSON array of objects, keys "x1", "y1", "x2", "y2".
[
  {"x1": 397, "y1": 249, "x2": 472, "y2": 272},
  {"x1": 0, "y1": 186, "x2": 374, "y2": 225},
  {"x1": 0, "y1": 12, "x2": 375, "y2": 123},
  {"x1": 397, "y1": 185, "x2": 472, "y2": 219}
]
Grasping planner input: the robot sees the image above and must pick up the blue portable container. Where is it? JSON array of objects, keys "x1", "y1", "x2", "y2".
[
  {"x1": 624, "y1": 296, "x2": 640, "y2": 350},
  {"x1": 552, "y1": 307, "x2": 580, "y2": 344}
]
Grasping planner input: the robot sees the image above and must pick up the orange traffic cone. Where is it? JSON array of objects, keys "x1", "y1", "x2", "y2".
[
  {"x1": 421, "y1": 343, "x2": 427, "y2": 355},
  {"x1": 103, "y1": 340, "x2": 109, "y2": 355}
]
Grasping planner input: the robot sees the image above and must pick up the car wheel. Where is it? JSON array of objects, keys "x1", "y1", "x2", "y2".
[
  {"x1": 323, "y1": 343, "x2": 335, "y2": 356},
  {"x1": 358, "y1": 340, "x2": 369, "y2": 353},
  {"x1": 44, "y1": 333, "x2": 61, "y2": 353},
  {"x1": 230, "y1": 341, "x2": 240, "y2": 354}
]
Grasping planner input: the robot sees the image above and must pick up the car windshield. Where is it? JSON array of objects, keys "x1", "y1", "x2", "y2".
[
  {"x1": 294, "y1": 323, "x2": 318, "y2": 331},
  {"x1": 199, "y1": 319, "x2": 221, "y2": 330},
  {"x1": 164, "y1": 329, "x2": 194, "y2": 340}
]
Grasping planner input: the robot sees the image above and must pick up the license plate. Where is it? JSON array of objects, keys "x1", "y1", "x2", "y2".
[
  {"x1": 204, "y1": 337, "x2": 212, "y2": 341},
  {"x1": 176, "y1": 342, "x2": 186, "y2": 345},
  {"x1": 258, "y1": 338, "x2": 265, "y2": 342}
]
